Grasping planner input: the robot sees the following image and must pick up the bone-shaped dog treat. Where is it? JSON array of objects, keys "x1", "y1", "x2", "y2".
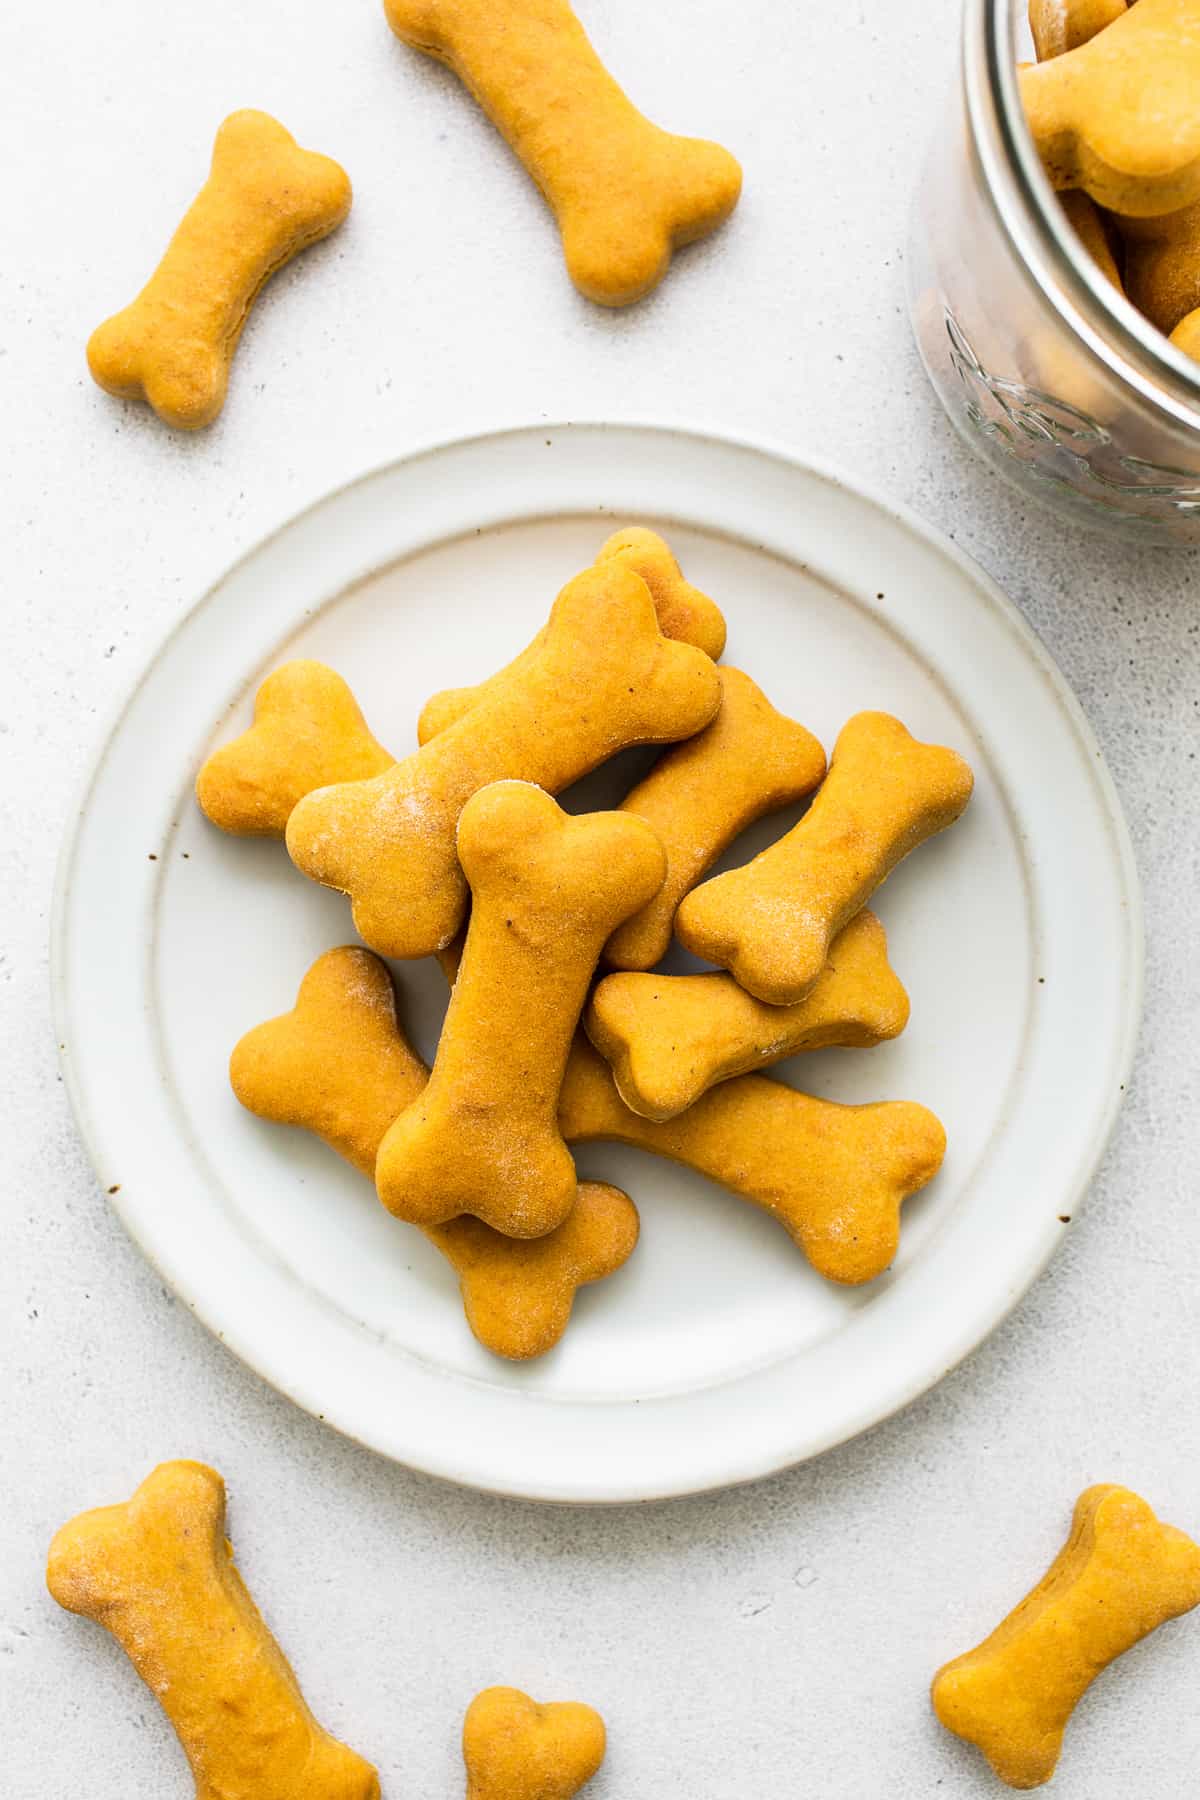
[
  {"x1": 1058, "y1": 189, "x2": 1125, "y2": 292},
  {"x1": 1170, "y1": 304, "x2": 1200, "y2": 357},
  {"x1": 676, "y1": 711, "x2": 973, "y2": 1006},
  {"x1": 1029, "y1": 0, "x2": 1126, "y2": 60},
  {"x1": 417, "y1": 526, "x2": 726, "y2": 746},
  {"x1": 232, "y1": 947, "x2": 639, "y2": 1358},
  {"x1": 1121, "y1": 198, "x2": 1200, "y2": 333},
  {"x1": 46, "y1": 1460, "x2": 380, "y2": 1800},
  {"x1": 558, "y1": 1034, "x2": 945, "y2": 1285},
  {"x1": 464, "y1": 1687, "x2": 606, "y2": 1800},
  {"x1": 196, "y1": 661, "x2": 394, "y2": 837},
  {"x1": 932, "y1": 1485, "x2": 1200, "y2": 1789},
  {"x1": 376, "y1": 782, "x2": 667, "y2": 1237},
  {"x1": 88, "y1": 111, "x2": 351, "y2": 429},
  {"x1": 287, "y1": 562, "x2": 719, "y2": 958},
  {"x1": 604, "y1": 666, "x2": 827, "y2": 971},
  {"x1": 1019, "y1": 0, "x2": 1200, "y2": 218},
  {"x1": 587, "y1": 909, "x2": 909, "y2": 1120},
  {"x1": 384, "y1": 0, "x2": 742, "y2": 306}
]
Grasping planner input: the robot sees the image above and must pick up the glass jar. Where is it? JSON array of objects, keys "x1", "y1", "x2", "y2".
[{"x1": 909, "y1": 0, "x2": 1200, "y2": 540}]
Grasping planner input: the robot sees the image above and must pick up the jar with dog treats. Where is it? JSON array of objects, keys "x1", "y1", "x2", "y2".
[{"x1": 908, "y1": 0, "x2": 1200, "y2": 540}]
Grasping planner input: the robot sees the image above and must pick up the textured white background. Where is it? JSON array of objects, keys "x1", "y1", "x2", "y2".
[{"x1": 3, "y1": 0, "x2": 1199, "y2": 1794}]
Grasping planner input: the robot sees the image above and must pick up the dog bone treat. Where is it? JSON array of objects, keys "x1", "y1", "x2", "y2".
[
  {"x1": 604, "y1": 667, "x2": 827, "y2": 971},
  {"x1": 1019, "y1": 0, "x2": 1200, "y2": 218},
  {"x1": 88, "y1": 111, "x2": 351, "y2": 430},
  {"x1": 417, "y1": 526, "x2": 726, "y2": 745},
  {"x1": 676, "y1": 711, "x2": 973, "y2": 1006},
  {"x1": 376, "y1": 782, "x2": 667, "y2": 1237},
  {"x1": 196, "y1": 661, "x2": 393, "y2": 837},
  {"x1": 46, "y1": 1461, "x2": 380, "y2": 1800},
  {"x1": 384, "y1": 0, "x2": 741, "y2": 306},
  {"x1": 1060, "y1": 189, "x2": 1125, "y2": 290},
  {"x1": 464, "y1": 1687, "x2": 606, "y2": 1800},
  {"x1": 558, "y1": 1035, "x2": 945, "y2": 1285},
  {"x1": 1121, "y1": 198, "x2": 1200, "y2": 333},
  {"x1": 1170, "y1": 303, "x2": 1200, "y2": 357},
  {"x1": 1029, "y1": 0, "x2": 1126, "y2": 60},
  {"x1": 232, "y1": 947, "x2": 639, "y2": 1358},
  {"x1": 587, "y1": 909, "x2": 909, "y2": 1120},
  {"x1": 287, "y1": 562, "x2": 719, "y2": 958},
  {"x1": 932, "y1": 1485, "x2": 1200, "y2": 1789}
]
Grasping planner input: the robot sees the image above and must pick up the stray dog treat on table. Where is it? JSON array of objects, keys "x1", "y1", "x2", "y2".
[
  {"x1": 604, "y1": 666, "x2": 827, "y2": 972},
  {"x1": 232, "y1": 947, "x2": 639, "y2": 1360},
  {"x1": 46, "y1": 1460, "x2": 380, "y2": 1799},
  {"x1": 676, "y1": 711, "x2": 973, "y2": 1006},
  {"x1": 196, "y1": 661, "x2": 393, "y2": 837},
  {"x1": 464, "y1": 1686, "x2": 606, "y2": 1800},
  {"x1": 88, "y1": 111, "x2": 351, "y2": 430},
  {"x1": 417, "y1": 526, "x2": 726, "y2": 745},
  {"x1": 383, "y1": 0, "x2": 741, "y2": 306},
  {"x1": 932, "y1": 1484, "x2": 1200, "y2": 1789},
  {"x1": 286, "y1": 561, "x2": 720, "y2": 959},
  {"x1": 375, "y1": 781, "x2": 666, "y2": 1238},
  {"x1": 587, "y1": 909, "x2": 909, "y2": 1120}
]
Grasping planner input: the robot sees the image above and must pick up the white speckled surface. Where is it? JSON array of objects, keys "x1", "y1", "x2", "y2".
[{"x1": 4, "y1": 0, "x2": 1199, "y2": 1793}]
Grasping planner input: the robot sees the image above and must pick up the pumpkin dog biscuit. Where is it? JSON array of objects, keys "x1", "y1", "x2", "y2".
[
  {"x1": 464, "y1": 1687, "x2": 606, "y2": 1800},
  {"x1": 1029, "y1": 0, "x2": 1126, "y2": 61},
  {"x1": 677, "y1": 712, "x2": 973, "y2": 1006},
  {"x1": 197, "y1": 661, "x2": 393, "y2": 837},
  {"x1": 1019, "y1": 0, "x2": 1200, "y2": 218},
  {"x1": 417, "y1": 526, "x2": 726, "y2": 746},
  {"x1": 605, "y1": 667, "x2": 826, "y2": 971},
  {"x1": 1122, "y1": 199, "x2": 1200, "y2": 335},
  {"x1": 88, "y1": 111, "x2": 351, "y2": 430},
  {"x1": 384, "y1": 0, "x2": 742, "y2": 306},
  {"x1": 1170, "y1": 305, "x2": 1200, "y2": 358},
  {"x1": 232, "y1": 947, "x2": 639, "y2": 1359},
  {"x1": 587, "y1": 909, "x2": 909, "y2": 1120},
  {"x1": 47, "y1": 1461, "x2": 380, "y2": 1800},
  {"x1": 287, "y1": 562, "x2": 719, "y2": 959},
  {"x1": 376, "y1": 782, "x2": 667, "y2": 1238},
  {"x1": 933, "y1": 1485, "x2": 1200, "y2": 1789},
  {"x1": 559, "y1": 1034, "x2": 944, "y2": 1285}
]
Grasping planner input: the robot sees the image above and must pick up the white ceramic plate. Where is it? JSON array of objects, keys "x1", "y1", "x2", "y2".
[{"x1": 53, "y1": 422, "x2": 1141, "y2": 1502}]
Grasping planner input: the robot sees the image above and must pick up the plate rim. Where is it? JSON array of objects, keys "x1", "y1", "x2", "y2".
[{"x1": 50, "y1": 417, "x2": 1145, "y2": 1502}]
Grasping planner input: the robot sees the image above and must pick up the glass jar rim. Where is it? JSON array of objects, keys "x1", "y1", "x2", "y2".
[{"x1": 970, "y1": 0, "x2": 1200, "y2": 432}]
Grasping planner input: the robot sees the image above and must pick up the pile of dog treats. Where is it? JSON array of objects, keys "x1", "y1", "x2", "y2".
[
  {"x1": 196, "y1": 528, "x2": 973, "y2": 1360},
  {"x1": 1024, "y1": 0, "x2": 1200, "y2": 359}
]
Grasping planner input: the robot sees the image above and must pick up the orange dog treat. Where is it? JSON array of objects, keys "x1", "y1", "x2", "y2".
[
  {"x1": 88, "y1": 111, "x2": 351, "y2": 429},
  {"x1": 1019, "y1": 0, "x2": 1200, "y2": 218},
  {"x1": 464, "y1": 1687, "x2": 606, "y2": 1800},
  {"x1": 1060, "y1": 189, "x2": 1125, "y2": 290},
  {"x1": 932, "y1": 1485, "x2": 1200, "y2": 1789},
  {"x1": 1121, "y1": 199, "x2": 1200, "y2": 333},
  {"x1": 46, "y1": 1461, "x2": 380, "y2": 1800},
  {"x1": 417, "y1": 527, "x2": 726, "y2": 746},
  {"x1": 232, "y1": 947, "x2": 639, "y2": 1359},
  {"x1": 1170, "y1": 304, "x2": 1200, "y2": 357},
  {"x1": 676, "y1": 712, "x2": 973, "y2": 1006},
  {"x1": 558, "y1": 1036, "x2": 945, "y2": 1285},
  {"x1": 384, "y1": 0, "x2": 741, "y2": 306},
  {"x1": 587, "y1": 910, "x2": 909, "y2": 1120},
  {"x1": 376, "y1": 782, "x2": 666, "y2": 1238},
  {"x1": 604, "y1": 667, "x2": 826, "y2": 971},
  {"x1": 196, "y1": 661, "x2": 393, "y2": 837},
  {"x1": 286, "y1": 562, "x2": 719, "y2": 959},
  {"x1": 1029, "y1": 0, "x2": 1126, "y2": 60}
]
